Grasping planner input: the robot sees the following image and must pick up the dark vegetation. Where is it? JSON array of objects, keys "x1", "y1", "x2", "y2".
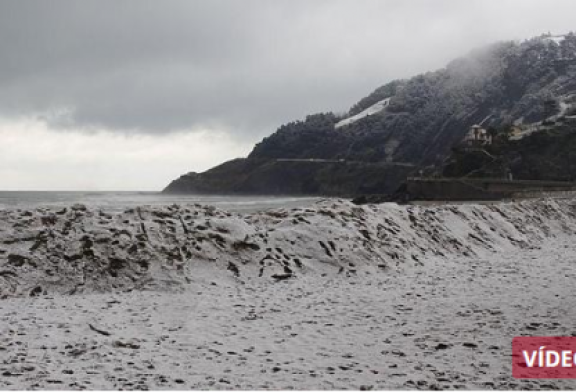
[{"x1": 444, "y1": 122, "x2": 576, "y2": 181}]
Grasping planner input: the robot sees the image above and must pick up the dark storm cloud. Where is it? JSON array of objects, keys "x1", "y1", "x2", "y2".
[{"x1": 0, "y1": 0, "x2": 575, "y2": 137}]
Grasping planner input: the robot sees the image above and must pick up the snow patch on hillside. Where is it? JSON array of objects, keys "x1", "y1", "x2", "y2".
[
  {"x1": 547, "y1": 35, "x2": 567, "y2": 45},
  {"x1": 335, "y1": 98, "x2": 391, "y2": 128}
]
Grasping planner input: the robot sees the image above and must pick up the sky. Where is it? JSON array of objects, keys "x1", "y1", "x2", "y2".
[{"x1": 1, "y1": 0, "x2": 575, "y2": 191}]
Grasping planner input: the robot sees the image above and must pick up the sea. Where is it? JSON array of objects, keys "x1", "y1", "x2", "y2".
[{"x1": 0, "y1": 191, "x2": 322, "y2": 214}]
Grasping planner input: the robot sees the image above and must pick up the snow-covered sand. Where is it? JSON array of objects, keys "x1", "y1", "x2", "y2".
[{"x1": 1, "y1": 199, "x2": 576, "y2": 389}]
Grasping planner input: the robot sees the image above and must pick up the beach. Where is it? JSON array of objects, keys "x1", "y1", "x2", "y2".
[{"x1": 1, "y1": 198, "x2": 576, "y2": 389}]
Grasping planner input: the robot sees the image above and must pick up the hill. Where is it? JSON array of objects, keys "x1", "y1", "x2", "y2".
[{"x1": 164, "y1": 33, "x2": 576, "y2": 196}]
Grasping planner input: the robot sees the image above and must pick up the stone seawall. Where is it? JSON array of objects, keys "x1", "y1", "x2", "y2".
[{"x1": 406, "y1": 177, "x2": 576, "y2": 201}]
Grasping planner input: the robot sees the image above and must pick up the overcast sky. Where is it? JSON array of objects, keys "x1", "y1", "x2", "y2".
[{"x1": 1, "y1": 0, "x2": 575, "y2": 190}]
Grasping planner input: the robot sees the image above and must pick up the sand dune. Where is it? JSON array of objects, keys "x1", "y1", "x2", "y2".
[{"x1": 1, "y1": 199, "x2": 575, "y2": 297}]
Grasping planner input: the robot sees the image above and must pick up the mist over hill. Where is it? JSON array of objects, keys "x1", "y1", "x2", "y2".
[{"x1": 165, "y1": 33, "x2": 576, "y2": 196}]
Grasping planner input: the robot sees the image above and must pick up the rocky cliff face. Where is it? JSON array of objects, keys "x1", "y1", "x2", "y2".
[{"x1": 164, "y1": 33, "x2": 576, "y2": 196}]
